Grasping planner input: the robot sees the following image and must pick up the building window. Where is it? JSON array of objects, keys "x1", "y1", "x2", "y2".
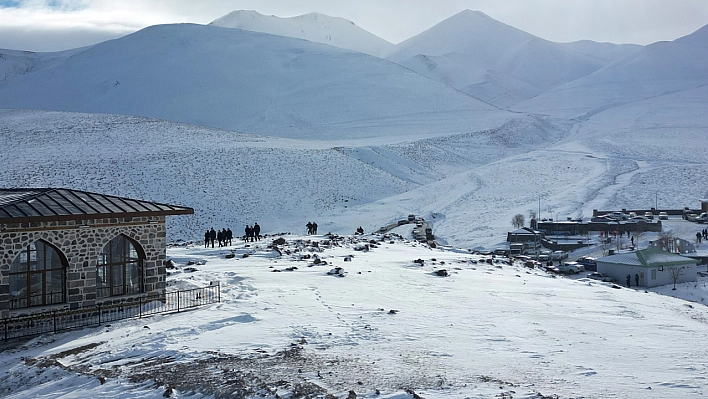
[
  {"x1": 96, "y1": 235, "x2": 144, "y2": 298},
  {"x1": 9, "y1": 241, "x2": 67, "y2": 309}
]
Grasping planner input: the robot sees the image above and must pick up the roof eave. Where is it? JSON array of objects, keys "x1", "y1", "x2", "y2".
[{"x1": 0, "y1": 208, "x2": 194, "y2": 225}]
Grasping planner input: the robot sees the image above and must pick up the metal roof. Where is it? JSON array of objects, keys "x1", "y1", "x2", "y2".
[
  {"x1": 597, "y1": 248, "x2": 697, "y2": 268},
  {"x1": 0, "y1": 188, "x2": 193, "y2": 223}
]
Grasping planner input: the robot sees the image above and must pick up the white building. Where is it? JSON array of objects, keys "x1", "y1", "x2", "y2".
[{"x1": 596, "y1": 248, "x2": 697, "y2": 288}]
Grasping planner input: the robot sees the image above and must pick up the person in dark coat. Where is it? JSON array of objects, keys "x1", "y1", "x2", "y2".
[
  {"x1": 217, "y1": 229, "x2": 224, "y2": 247},
  {"x1": 313, "y1": 222, "x2": 318, "y2": 234},
  {"x1": 226, "y1": 228, "x2": 233, "y2": 246},
  {"x1": 209, "y1": 227, "x2": 216, "y2": 248},
  {"x1": 635, "y1": 273, "x2": 639, "y2": 287},
  {"x1": 245, "y1": 225, "x2": 253, "y2": 242},
  {"x1": 626, "y1": 274, "x2": 631, "y2": 288},
  {"x1": 204, "y1": 230, "x2": 210, "y2": 248},
  {"x1": 254, "y1": 223, "x2": 261, "y2": 241},
  {"x1": 306, "y1": 222, "x2": 313, "y2": 235}
]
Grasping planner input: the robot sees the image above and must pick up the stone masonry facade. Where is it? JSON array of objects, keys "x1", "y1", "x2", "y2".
[{"x1": 0, "y1": 216, "x2": 167, "y2": 319}]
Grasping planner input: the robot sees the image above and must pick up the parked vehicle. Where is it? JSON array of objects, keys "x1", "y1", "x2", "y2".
[
  {"x1": 551, "y1": 250, "x2": 568, "y2": 261},
  {"x1": 510, "y1": 243, "x2": 525, "y2": 255},
  {"x1": 609, "y1": 212, "x2": 629, "y2": 220},
  {"x1": 658, "y1": 212, "x2": 668, "y2": 220},
  {"x1": 537, "y1": 253, "x2": 550, "y2": 262},
  {"x1": 576, "y1": 256, "x2": 597, "y2": 271},
  {"x1": 557, "y1": 261, "x2": 585, "y2": 274},
  {"x1": 587, "y1": 272, "x2": 613, "y2": 282},
  {"x1": 408, "y1": 214, "x2": 416, "y2": 221},
  {"x1": 544, "y1": 264, "x2": 561, "y2": 274},
  {"x1": 629, "y1": 212, "x2": 637, "y2": 218},
  {"x1": 644, "y1": 212, "x2": 654, "y2": 220},
  {"x1": 696, "y1": 213, "x2": 708, "y2": 224},
  {"x1": 494, "y1": 248, "x2": 509, "y2": 256}
]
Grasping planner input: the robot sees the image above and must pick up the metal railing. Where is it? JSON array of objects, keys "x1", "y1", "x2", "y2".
[{"x1": 3, "y1": 282, "x2": 220, "y2": 342}]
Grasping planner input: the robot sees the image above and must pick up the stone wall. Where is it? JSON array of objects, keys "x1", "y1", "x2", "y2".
[{"x1": 0, "y1": 216, "x2": 167, "y2": 319}]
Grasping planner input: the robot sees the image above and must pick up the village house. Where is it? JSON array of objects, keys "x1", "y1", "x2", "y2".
[
  {"x1": 596, "y1": 248, "x2": 698, "y2": 288},
  {"x1": 0, "y1": 188, "x2": 193, "y2": 319}
]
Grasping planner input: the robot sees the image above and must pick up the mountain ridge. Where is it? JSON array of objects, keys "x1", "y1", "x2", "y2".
[
  {"x1": 210, "y1": 10, "x2": 393, "y2": 57},
  {"x1": 0, "y1": 23, "x2": 509, "y2": 140}
]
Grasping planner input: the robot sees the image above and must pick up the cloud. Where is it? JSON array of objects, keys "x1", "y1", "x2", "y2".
[
  {"x1": 0, "y1": 0, "x2": 165, "y2": 50},
  {"x1": 1, "y1": 0, "x2": 708, "y2": 52}
]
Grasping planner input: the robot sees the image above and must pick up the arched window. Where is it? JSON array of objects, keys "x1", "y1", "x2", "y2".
[
  {"x1": 10, "y1": 241, "x2": 67, "y2": 309},
  {"x1": 96, "y1": 235, "x2": 144, "y2": 298}
]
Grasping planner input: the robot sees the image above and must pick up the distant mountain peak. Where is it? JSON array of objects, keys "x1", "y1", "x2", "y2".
[{"x1": 210, "y1": 10, "x2": 392, "y2": 57}]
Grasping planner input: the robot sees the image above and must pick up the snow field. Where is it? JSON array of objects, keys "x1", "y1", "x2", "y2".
[{"x1": 3, "y1": 234, "x2": 708, "y2": 398}]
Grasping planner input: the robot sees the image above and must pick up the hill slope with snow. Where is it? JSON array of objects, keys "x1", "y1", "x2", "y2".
[
  {"x1": 0, "y1": 23, "x2": 508, "y2": 140},
  {"x1": 0, "y1": 109, "x2": 566, "y2": 246},
  {"x1": 210, "y1": 10, "x2": 393, "y2": 57},
  {"x1": 385, "y1": 10, "x2": 631, "y2": 107},
  {"x1": 515, "y1": 24, "x2": 708, "y2": 119}
]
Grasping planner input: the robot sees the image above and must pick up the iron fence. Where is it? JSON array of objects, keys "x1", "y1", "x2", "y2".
[{"x1": 3, "y1": 282, "x2": 220, "y2": 342}]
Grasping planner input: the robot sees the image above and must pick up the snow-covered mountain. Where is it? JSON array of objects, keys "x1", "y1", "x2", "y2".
[
  {"x1": 2, "y1": 10, "x2": 708, "y2": 399},
  {"x1": 0, "y1": 23, "x2": 509, "y2": 140},
  {"x1": 210, "y1": 10, "x2": 394, "y2": 58},
  {"x1": 558, "y1": 39, "x2": 642, "y2": 64},
  {"x1": 516, "y1": 23, "x2": 708, "y2": 119},
  {"x1": 385, "y1": 10, "x2": 637, "y2": 107}
]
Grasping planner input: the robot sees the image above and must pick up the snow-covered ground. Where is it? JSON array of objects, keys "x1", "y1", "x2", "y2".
[
  {"x1": 2, "y1": 8, "x2": 708, "y2": 399},
  {"x1": 2, "y1": 231, "x2": 708, "y2": 398}
]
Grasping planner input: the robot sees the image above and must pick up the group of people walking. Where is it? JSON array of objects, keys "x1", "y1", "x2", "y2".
[
  {"x1": 203, "y1": 223, "x2": 262, "y2": 247},
  {"x1": 244, "y1": 223, "x2": 261, "y2": 242},
  {"x1": 697, "y1": 229, "x2": 708, "y2": 243},
  {"x1": 204, "y1": 227, "x2": 232, "y2": 248},
  {"x1": 306, "y1": 221, "x2": 318, "y2": 235}
]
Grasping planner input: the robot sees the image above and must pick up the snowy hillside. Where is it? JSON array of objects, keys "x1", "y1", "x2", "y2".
[
  {"x1": 516, "y1": 23, "x2": 708, "y2": 119},
  {"x1": 210, "y1": 10, "x2": 393, "y2": 58},
  {"x1": 0, "y1": 23, "x2": 508, "y2": 140},
  {"x1": 558, "y1": 40, "x2": 642, "y2": 64},
  {"x1": 3, "y1": 233, "x2": 708, "y2": 398},
  {"x1": 2, "y1": 10, "x2": 708, "y2": 399},
  {"x1": 0, "y1": 109, "x2": 567, "y2": 247},
  {"x1": 385, "y1": 10, "x2": 628, "y2": 107}
]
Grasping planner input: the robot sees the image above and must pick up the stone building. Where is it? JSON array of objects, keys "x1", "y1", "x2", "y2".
[{"x1": 0, "y1": 188, "x2": 193, "y2": 319}]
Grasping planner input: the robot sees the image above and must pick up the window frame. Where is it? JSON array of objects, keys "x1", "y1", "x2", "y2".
[
  {"x1": 9, "y1": 240, "x2": 67, "y2": 309},
  {"x1": 96, "y1": 235, "x2": 145, "y2": 299}
]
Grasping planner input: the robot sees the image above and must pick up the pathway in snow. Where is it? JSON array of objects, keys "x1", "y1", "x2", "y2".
[{"x1": 582, "y1": 159, "x2": 651, "y2": 212}]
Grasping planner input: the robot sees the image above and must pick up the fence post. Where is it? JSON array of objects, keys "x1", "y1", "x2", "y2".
[
  {"x1": 4, "y1": 318, "x2": 7, "y2": 342},
  {"x1": 97, "y1": 303, "x2": 102, "y2": 326},
  {"x1": 177, "y1": 291, "x2": 180, "y2": 313},
  {"x1": 218, "y1": 282, "x2": 221, "y2": 303},
  {"x1": 139, "y1": 298, "x2": 142, "y2": 318},
  {"x1": 53, "y1": 310, "x2": 57, "y2": 334}
]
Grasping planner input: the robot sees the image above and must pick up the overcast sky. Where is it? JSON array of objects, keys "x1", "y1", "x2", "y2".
[{"x1": 1, "y1": 0, "x2": 708, "y2": 52}]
